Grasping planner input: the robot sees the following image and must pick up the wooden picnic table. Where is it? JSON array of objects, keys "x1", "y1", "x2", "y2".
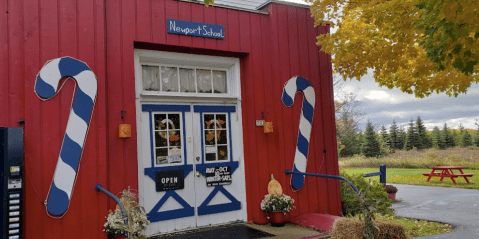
[{"x1": 422, "y1": 166, "x2": 474, "y2": 184}]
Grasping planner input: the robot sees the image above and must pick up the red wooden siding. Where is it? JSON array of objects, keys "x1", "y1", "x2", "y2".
[
  {"x1": 3, "y1": 0, "x2": 109, "y2": 238},
  {"x1": 1, "y1": 0, "x2": 340, "y2": 238}
]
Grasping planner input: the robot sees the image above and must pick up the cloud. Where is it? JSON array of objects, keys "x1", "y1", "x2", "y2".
[{"x1": 336, "y1": 73, "x2": 479, "y2": 131}]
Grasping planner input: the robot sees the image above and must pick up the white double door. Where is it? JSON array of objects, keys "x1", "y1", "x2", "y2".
[{"x1": 138, "y1": 103, "x2": 246, "y2": 236}]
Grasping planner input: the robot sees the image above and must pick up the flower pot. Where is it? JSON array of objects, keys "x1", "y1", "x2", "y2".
[
  {"x1": 269, "y1": 211, "x2": 288, "y2": 227},
  {"x1": 388, "y1": 193, "x2": 396, "y2": 201}
]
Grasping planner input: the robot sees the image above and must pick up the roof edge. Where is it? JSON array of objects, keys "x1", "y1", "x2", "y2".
[
  {"x1": 256, "y1": 0, "x2": 311, "y2": 10},
  {"x1": 177, "y1": 0, "x2": 269, "y2": 15}
]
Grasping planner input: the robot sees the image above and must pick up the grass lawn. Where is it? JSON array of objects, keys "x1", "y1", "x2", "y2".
[
  {"x1": 341, "y1": 168, "x2": 479, "y2": 189},
  {"x1": 375, "y1": 214, "x2": 453, "y2": 238}
]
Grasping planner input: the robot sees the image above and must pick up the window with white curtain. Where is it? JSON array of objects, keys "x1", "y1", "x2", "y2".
[{"x1": 141, "y1": 65, "x2": 228, "y2": 94}]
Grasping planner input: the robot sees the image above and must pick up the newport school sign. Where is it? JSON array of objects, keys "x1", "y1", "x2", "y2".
[{"x1": 167, "y1": 19, "x2": 225, "y2": 39}]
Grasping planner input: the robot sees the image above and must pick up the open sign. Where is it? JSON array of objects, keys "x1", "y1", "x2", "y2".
[{"x1": 155, "y1": 169, "x2": 184, "y2": 192}]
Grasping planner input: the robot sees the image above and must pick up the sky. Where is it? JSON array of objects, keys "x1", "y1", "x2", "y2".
[{"x1": 337, "y1": 74, "x2": 479, "y2": 132}]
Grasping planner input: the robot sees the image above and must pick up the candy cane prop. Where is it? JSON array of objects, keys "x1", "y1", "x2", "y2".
[
  {"x1": 282, "y1": 76, "x2": 315, "y2": 190},
  {"x1": 35, "y1": 57, "x2": 97, "y2": 216}
]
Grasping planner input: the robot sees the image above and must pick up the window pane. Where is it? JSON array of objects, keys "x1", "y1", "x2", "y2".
[
  {"x1": 179, "y1": 68, "x2": 196, "y2": 93},
  {"x1": 213, "y1": 70, "x2": 227, "y2": 93},
  {"x1": 197, "y1": 69, "x2": 212, "y2": 93},
  {"x1": 156, "y1": 149, "x2": 168, "y2": 165},
  {"x1": 217, "y1": 146, "x2": 228, "y2": 160},
  {"x1": 204, "y1": 114, "x2": 215, "y2": 128},
  {"x1": 161, "y1": 66, "x2": 179, "y2": 92},
  {"x1": 217, "y1": 130, "x2": 227, "y2": 144},
  {"x1": 168, "y1": 114, "x2": 181, "y2": 130},
  {"x1": 217, "y1": 114, "x2": 227, "y2": 128},
  {"x1": 142, "y1": 65, "x2": 159, "y2": 91},
  {"x1": 169, "y1": 131, "x2": 181, "y2": 147},
  {"x1": 155, "y1": 114, "x2": 168, "y2": 130},
  {"x1": 155, "y1": 132, "x2": 168, "y2": 147},
  {"x1": 169, "y1": 147, "x2": 182, "y2": 164},
  {"x1": 205, "y1": 146, "x2": 216, "y2": 161}
]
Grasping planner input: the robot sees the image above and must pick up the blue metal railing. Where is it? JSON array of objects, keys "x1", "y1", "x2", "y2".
[
  {"x1": 95, "y1": 184, "x2": 129, "y2": 238},
  {"x1": 363, "y1": 164, "x2": 386, "y2": 184},
  {"x1": 285, "y1": 170, "x2": 360, "y2": 195}
]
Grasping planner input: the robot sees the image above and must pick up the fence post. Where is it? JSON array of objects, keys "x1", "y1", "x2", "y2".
[{"x1": 379, "y1": 164, "x2": 386, "y2": 185}]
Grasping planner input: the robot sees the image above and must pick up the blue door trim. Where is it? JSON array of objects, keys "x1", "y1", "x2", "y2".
[
  {"x1": 144, "y1": 165, "x2": 194, "y2": 180},
  {"x1": 197, "y1": 186, "x2": 241, "y2": 216},
  {"x1": 193, "y1": 105, "x2": 236, "y2": 113},
  {"x1": 147, "y1": 191, "x2": 195, "y2": 222}
]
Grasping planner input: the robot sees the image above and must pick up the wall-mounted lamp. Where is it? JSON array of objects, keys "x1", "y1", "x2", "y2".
[
  {"x1": 264, "y1": 122, "x2": 273, "y2": 133},
  {"x1": 119, "y1": 124, "x2": 131, "y2": 138}
]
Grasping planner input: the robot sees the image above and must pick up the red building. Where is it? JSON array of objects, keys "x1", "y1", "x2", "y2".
[{"x1": 1, "y1": 0, "x2": 340, "y2": 238}]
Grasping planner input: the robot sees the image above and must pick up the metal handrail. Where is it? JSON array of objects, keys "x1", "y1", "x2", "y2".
[
  {"x1": 363, "y1": 164, "x2": 386, "y2": 184},
  {"x1": 285, "y1": 170, "x2": 359, "y2": 195},
  {"x1": 95, "y1": 184, "x2": 129, "y2": 238}
]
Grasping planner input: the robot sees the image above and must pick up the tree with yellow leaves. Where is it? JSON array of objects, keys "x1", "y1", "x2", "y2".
[{"x1": 307, "y1": 0, "x2": 479, "y2": 97}]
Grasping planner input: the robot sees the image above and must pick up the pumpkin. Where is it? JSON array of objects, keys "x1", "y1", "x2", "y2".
[{"x1": 267, "y1": 174, "x2": 283, "y2": 195}]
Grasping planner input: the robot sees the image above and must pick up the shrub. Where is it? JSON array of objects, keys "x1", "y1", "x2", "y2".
[
  {"x1": 424, "y1": 151, "x2": 438, "y2": 160},
  {"x1": 339, "y1": 171, "x2": 391, "y2": 217}
]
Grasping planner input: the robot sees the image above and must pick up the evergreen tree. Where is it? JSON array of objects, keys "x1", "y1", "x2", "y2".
[
  {"x1": 442, "y1": 123, "x2": 456, "y2": 148},
  {"x1": 398, "y1": 126, "x2": 407, "y2": 150},
  {"x1": 431, "y1": 126, "x2": 446, "y2": 149},
  {"x1": 379, "y1": 125, "x2": 390, "y2": 146},
  {"x1": 461, "y1": 130, "x2": 473, "y2": 147},
  {"x1": 404, "y1": 119, "x2": 419, "y2": 150},
  {"x1": 474, "y1": 121, "x2": 479, "y2": 147},
  {"x1": 389, "y1": 120, "x2": 400, "y2": 149},
  {"x1": 453, "y1": 124, "x2": 463, "y2": 146},
  {"x1": 416, "y1": 116, "x2": 430, "y2": 149},
  {"x1": 361, "y1": 120, "x2": 381, "y2": 157},
  {"x1": 379, "y1": 125, "x2": 393, "y2": 155}
]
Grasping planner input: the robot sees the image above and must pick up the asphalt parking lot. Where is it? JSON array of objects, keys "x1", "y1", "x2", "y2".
[{"x1": 392, "y1": 184, "x2": 479, "y2": 239}]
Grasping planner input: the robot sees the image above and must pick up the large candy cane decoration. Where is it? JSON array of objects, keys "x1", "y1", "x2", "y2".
[
  {"x1": 35, "y1": 57, "x2": 97, "y2": 216},
  {"x1": 282, "y1": 76, "x2": 315, "y2": 190}
]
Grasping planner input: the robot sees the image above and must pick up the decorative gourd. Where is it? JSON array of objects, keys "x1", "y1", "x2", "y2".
[{"x1": 267, "y1": 174, "x2": 283, "y2": 195}]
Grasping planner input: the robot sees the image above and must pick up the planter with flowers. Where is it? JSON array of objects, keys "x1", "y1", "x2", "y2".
[
  {"x1": 103, "y1": 189, "x2": 150, "y2": 239},
  {"x1": 383, "y1": 184, "x2": 398, "y2": 201},
  {"x1": 260, "y1": 174, "x2": 295, "y2": 227}
]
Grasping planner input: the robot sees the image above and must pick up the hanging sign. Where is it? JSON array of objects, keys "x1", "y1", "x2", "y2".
[
  {"x1": 167, "y1": 19, "x2": 225, "y2": 39},
  {"x1": 205, "y1": 166, "x2": 232, "y2": 187},
  {"x1": 156, "y1": 170, "x2": 185, "y2": 192}
]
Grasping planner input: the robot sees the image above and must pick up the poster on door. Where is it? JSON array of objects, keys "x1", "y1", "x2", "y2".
[{"x1": 205, "y1": 166, "x2": 232, "y2": 187}]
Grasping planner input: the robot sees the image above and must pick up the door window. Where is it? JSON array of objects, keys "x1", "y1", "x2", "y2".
[
  {"x1": 203, "y1": 113, "x2": 229, "y2": 161},
  {"x1": 153, "y1": 113, "x2": 182, "y2": 166}
]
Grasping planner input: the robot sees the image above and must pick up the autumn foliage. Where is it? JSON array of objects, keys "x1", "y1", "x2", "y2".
[{"x1": 307, "y1": 0, "x2": 479, "y2": 97}]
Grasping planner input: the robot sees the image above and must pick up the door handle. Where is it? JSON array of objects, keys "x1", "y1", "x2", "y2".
[
  {"x1": 196, "y1": 172, "x2": 203, "y2": 177},
  {"x1": 196, "y1": 156, "x2": 200, "y2": 162}
]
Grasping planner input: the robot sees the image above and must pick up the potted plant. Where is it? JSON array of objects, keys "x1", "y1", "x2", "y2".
[
  {"x1": 260, "y1": 193, "x2": 295, "y2": 226},
  {"x1": 383, "y1": 184, "x2": 398, "y2": 200},
  {"x1": 103, "y1": 189, "x2": 150, "y2": 239},
  {"x1": 260, "y1": 174, "x2": 295, "y2": 227}
]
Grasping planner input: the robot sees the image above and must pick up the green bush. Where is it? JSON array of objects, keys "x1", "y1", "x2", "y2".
[{"x1": 340, "y1": 171, "x2": 392, "y2": 217}]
